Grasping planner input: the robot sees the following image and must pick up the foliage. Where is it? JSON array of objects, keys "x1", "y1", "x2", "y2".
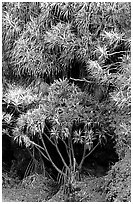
[
  {"x1": 3, "y1": 84, "x2": 41, "y2": 114},
  {"x1": 2, "y1": 2, "x2": 131, "y2": 202},
  {"x1": 11, "y1": 21, "x2": 78, "y2": 78},
  {"x1": 74, "y1": 2, "x2": 131, "y2": 36},
  {"x1": 2, "y1": 2, "x2": 41, "y2": 79},
  {"x1": 2, "y1": 2, "x2": 131, "y2": 82},
  {"x1": 12, "y1": 81, "x2": 91, "y2": 156}
]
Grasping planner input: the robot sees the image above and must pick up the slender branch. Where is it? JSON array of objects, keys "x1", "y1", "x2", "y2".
[
  {"x1": 78, "y1": 143, "x2": 87, "y2": 170},
  {"x1": 70, "y1": 137, "x2": 74, "y2": 160},
  {"x1": 43, "y1": 132, "x2": 56, "y2": 147},
  {"x1": 43, "y1": 125, "x2": 74, "y2": 172},
  {"x1": 60, "y1": 137, "x2": 70, "y2": 155},
  {"x1": 29, "y1": 140, "x2": 46, "y2": 151},
  {"x1": 28, "y1": 138, "x2": 54, "y2": 162},
  {"x1": 54, "y1": 140, "x2": 70, "y2": 171},
  {"x1": 27, "y1": 147, "x2": 38, "y2": 163},
  {"x1": 70, "y1": 77, "x2": 93, "y2": 84},
  {"x1": 78, "y1": 142, "x2": 100, "y2": 171},
  {"x1": 39, "y1": 133, "x2": 66, "y2": 176},
  {"x1": 107, "y1": 50, "x2": 130, "y2": 56},
  {"x1": 43, "y1": 131, "x2": 70, "y2": 170},
  {"x1": 84, "y1": 141, "x2": 100, "y2": 160},
  {"x1": 70, "y1": 137, "x2": 76, "y2": 168},
  {"x1": 35, "y1": 146, "x2": 50, "y2": 162},
  {"x1": 101, "y1": 61, "x2": 121, "y2": 70},
  {"x1": 68, "y1": 135, "x2": 72, "y2": 172},
  {"x1": 24, "y1": 159, "x2": 33, "y2": 178},
  {"x1": 45, "y1": 123, "x2": 70, "y2": 156}
]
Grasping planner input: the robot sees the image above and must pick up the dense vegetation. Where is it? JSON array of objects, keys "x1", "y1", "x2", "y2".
[{"x1": 2, "y1": 2, "x2": 131, "y2": 202}]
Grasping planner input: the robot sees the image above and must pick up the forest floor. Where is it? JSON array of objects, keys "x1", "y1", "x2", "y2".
[
  {"x1": 2, "y1": 164, "x2": 106, "y2": 202},
  {"x1": 2, "y1": 175, "x2": 105, "y2": 202},
  {"x1": 2, "y1": 173, "x2": 59, "y2": 202},
  {"x1": 2, "y1": 153, "x2": 131, "y2": 202}
]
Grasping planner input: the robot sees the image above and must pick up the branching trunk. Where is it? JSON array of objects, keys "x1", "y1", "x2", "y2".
[
  {"x1": 39, "y1": 133, "x2": 67, "y2": 177},
  {"x1": 78, "y1": 141, "x2": 100, "y2": 171}
]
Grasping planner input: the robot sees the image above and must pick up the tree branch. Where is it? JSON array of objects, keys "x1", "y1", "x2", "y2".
[
  {"x1": 54, "y1": 140, "x2": 70, "y2": 171},
  {"x1": 70, "y1": 77, "x2": 93, "y2": 83},
  {"x1": 84, "y1": 141, "x2": 100, "y2": 160},
  {"x1": 39, "y1": 133, "x2": 67, "y2": 176},
  {"x1": 78, "y1": 143, "x2": 87, "y2": 170}
]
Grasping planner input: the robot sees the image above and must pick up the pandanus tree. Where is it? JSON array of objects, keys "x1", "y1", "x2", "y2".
[{"x1": 12, "y1": 78, "x2": 108, "y2": 197}]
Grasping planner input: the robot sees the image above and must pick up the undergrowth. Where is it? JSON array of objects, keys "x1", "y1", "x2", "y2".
[{"x1": 2, "y1": 2, "x2": 131, "y2": 202}]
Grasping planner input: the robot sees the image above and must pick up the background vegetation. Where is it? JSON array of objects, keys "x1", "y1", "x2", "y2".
[{"x1": 2, "y1": 2, "x2": 131, "y2": 202}]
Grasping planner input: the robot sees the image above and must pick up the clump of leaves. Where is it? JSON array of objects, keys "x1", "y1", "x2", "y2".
[
  {"x1": 2, "y1": 2, "x2": 41, "y2": 78},
  {"x1": 108, "y1": 55, "x2": 131, "y2": 158},
  {"x1": 3, "y1": 84, "x2": 41, "y2": 113},
  {"x1": 11, "y1": 18, "x2": 79, "y2": 79}
]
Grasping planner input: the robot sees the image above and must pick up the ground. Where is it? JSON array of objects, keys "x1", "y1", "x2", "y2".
[
  {"x1": 2, "y1": 153, "x2": 131, "y2": 202},
  {"x1": 2, "y1": 173, "x2": 105, "y2": 202},
  {"x1": 2, "y1": 173, "x2": 59, "y2": 202}
]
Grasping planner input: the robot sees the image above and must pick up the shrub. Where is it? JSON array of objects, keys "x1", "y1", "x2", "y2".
[{"x1": 12, "y1": 79, "x2": 113, "y2": 200}]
